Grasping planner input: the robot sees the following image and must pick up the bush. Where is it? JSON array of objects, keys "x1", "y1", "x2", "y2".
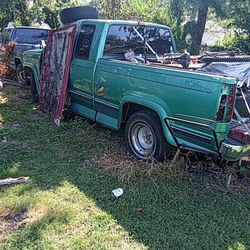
[{"x1": 211, "y1": 31, "x2": 250, "y2": 54}]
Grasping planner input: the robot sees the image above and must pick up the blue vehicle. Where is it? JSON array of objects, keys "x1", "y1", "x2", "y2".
[{"x1": 0, "y1": 26, "x2": 50, "y2": 83}]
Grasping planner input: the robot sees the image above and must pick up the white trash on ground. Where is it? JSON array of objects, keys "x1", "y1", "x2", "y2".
[{"x1": 111, "y1": 188, "x2": 124, "y2": 198}]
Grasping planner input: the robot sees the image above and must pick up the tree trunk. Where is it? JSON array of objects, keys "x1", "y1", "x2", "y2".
[{"x1": 191, "y1": 0, "x2": 210, "y2": 54}]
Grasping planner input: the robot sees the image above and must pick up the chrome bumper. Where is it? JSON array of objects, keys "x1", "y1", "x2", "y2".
[{"x1": 220, "y1": 138, "x2": 250, "y2": 161}]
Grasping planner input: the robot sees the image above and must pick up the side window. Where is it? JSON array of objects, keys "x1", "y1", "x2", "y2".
[
  {"x1": 103, "y1": 25, "x2": 143, "y2": 59},
  {"x1": 75, "y1": 25, "x2": 95, "y2": 60},
  {"x1": 103, "y1": 25, "x2": 174, "y2": 60}
]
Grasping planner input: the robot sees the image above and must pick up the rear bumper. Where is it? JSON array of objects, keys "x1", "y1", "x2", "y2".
[{"x1": 219, "y1": 137, "x2": 250, "y2": 161}]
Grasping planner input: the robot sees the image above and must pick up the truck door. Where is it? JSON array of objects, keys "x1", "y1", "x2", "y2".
[{"x1": 69, "y1": 24, "x2": 96, "y2": 120}]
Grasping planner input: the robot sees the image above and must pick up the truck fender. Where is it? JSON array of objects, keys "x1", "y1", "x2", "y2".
[{"x1": 120, "y1": 95, "x2": 177, "y2": 147}]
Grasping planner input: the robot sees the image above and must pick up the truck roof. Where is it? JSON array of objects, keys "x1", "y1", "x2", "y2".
[
  {"x1": 14, "y1": 26, "x2": 51, "y2": 30},
  {"x1": 72, "y1": 19, "x2": 171, "y2": 29},
  {"x1": 3, "y1": 26, "x2": 50, "y2": 31}
]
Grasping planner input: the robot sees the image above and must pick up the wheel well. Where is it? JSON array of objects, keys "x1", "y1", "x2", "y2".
[
  {"x1": 14, "y1": 58, "x2": 22, "y2": 69},
  {"x1": 24, "y1": 66, "x2": 33, "y2": 85},
  {"x1": 122, "y1": 102, "x2": 176, "y2": 148},
  {"x1": 122, "y1": 102, "x2": 159, "y2": 124}
]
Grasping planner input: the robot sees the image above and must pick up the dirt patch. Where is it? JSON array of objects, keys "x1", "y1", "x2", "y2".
[
  {"x1": 93, "y1": 147, "x2": 184, "y2": 186},
  {"x1": 0, "y1": 208, "x2": 28, "y2": 242}
]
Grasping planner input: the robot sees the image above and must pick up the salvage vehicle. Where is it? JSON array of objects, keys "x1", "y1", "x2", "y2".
[
  {"x1": 0, "y1": 26, "x2": 50, "y2": 83},
  {"x1": 22, "y1": 8, "x2": 250, "y2": 163}
]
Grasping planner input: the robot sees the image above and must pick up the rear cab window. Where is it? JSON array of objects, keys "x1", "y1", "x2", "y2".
[{"x1": 103, "y1": 24, "x2": 174, "y2": 61}]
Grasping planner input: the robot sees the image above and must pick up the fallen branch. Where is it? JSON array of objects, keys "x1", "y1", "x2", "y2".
[{"x1": 0, "y1": 177, "x2": 29, "y2": 186}]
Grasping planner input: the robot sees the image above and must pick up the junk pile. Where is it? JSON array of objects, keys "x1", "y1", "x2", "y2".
[
  {"x1": 198, "y1": 55, "x2": 250, "y2": 145},
  {"x1": 0, "y1": 41, "x2": 16, "y2": 80}
]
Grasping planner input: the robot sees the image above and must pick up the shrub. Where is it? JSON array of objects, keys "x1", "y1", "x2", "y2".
[{"x1": 212, "y1": 31, "x2": 250, "y2": 54}]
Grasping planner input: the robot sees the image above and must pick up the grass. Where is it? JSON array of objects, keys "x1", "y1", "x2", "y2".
[{"x1": 0, "y1": 85, "x2": 250, "y2": 250}]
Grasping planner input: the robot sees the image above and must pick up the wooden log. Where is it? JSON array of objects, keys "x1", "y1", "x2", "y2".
[{"x1": 0, "y1": 177, "x2": 29, "y2": 186}]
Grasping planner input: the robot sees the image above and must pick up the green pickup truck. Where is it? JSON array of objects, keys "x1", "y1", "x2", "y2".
[{"x1": 22, "y1": 19, "x2": 250, "y2": 162}]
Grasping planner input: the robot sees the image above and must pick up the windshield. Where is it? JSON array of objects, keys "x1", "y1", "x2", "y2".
[
  {"x1": 13, "y1": 28, "x2": 49, "y2": 44},
  {"x1": 104, "y1": 25, "x2": 174, "y2": 58}
]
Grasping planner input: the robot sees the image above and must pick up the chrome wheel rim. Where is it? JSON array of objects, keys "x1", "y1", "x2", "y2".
[{"x1": 130, "y1": 122, "x2": 156, "y2": 158}]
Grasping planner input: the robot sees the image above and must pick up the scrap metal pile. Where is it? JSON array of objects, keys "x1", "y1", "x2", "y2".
[
  {"x1": 0, "y1": 41, "x2": 16, "y2": 79},
  {"x1": 197, "y1": 51, "x2": 250, "y2": 145}
]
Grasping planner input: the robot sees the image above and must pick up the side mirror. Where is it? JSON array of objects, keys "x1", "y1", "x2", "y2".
[{"x1": 40, "y1": 40, "x2": 46, "y2": 49}]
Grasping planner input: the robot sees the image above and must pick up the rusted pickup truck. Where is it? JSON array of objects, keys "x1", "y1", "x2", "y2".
[{"x1": 22, "y1": 18, "x2": 250, "y2": 162}]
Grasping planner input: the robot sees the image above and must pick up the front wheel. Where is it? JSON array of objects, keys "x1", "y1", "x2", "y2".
[
  {"x1": 16, "y1": 64, "x2": 26, "y2": 85},
  {"x1": 125, "y1": 111, "x2": 167, "y2": 161}
]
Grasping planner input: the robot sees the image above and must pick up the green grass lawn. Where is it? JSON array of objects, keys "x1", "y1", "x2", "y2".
[{"x1": 0, "y1": 85, "x2": 249, "y2": 250}]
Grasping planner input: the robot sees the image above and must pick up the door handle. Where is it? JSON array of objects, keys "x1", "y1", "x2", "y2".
[
  {"x1": 112, "y1": 66, "x2": 122, "y2": 73},
  {"x1": 98, "y1": 86, "x2": 106, "y2": 96}
]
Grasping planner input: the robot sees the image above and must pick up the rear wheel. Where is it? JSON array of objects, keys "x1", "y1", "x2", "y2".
[
  {"x1": 16, "y1": 64, "x2": 26, "y2": 85},
  {"x1": 125, "y1": 111, "x2": 167, "y2": 161},
  {"x1": 30, "y1": 73, "x2": 39, "y2": 104}
]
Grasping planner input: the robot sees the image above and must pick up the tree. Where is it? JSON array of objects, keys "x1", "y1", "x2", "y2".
[
  {"x1": 0, "y1": 0, "x2": 31, "y2": 27},
  {"x1": 31, "y1": 0, "x2": 85, "y2": 29},
  {"x1": 0, "y1": 0, "x2": 87, "y2": 29},
  {"x1": 95, "y1": 0, "x2": 126, "y2": 19},
  {"x1": 121, "y1": 0, "x2": 169, "y2": 24},
  {"x1": 229, "y1": 0, "x2": 250, "y2": 35},
  {"x1": 169, "y1": 0, "x2": 229, "y2": 53},
  {"x1": 190, "y1": 0, "x2": 209, "y2": 53},
  {"x1": 223, "y1": 0, "x2": 250, "y2": 52}
]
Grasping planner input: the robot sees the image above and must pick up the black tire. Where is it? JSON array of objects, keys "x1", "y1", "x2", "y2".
[
  {"x1": 16, "y1": 64, "x2": 26, "y2": 85},
  {"x1": 125, "y1": 111, "x2": 167, "y2": 161},
  {"x1": 24, "y1": 68, "x2": 32, "y2": 86},
  {"x1": 60, "y1": 6, "x2": 99, "y2": 24},
  {"x1": 30, "y1": 73, "x2": 39, "y2": 104}
]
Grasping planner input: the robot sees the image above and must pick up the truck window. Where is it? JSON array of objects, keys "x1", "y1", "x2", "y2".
[
  {"x1": 75, "y1": 25, "x2": 95, "y2": 60},
  {"x1": 103, "y1": 25, "x2": 174, "y2": 60},
  {"x1": 104, "y1": 25, "x2": 143, "y2": 59},
  {"x1": 14, "y1": 28, "x2": 48, "y2": 44}
]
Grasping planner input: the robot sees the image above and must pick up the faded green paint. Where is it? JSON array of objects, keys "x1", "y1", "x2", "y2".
[
  {"x1": 22, "y1": 19, "x2": 250, "y2": 161},
  {"x1": 23, "y1": 49, "x2": 42, "y2": 92}
]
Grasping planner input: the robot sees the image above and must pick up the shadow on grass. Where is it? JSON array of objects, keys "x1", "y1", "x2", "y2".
[
  {"x1": 1, "y1": 86, "x2": 250, "y2": 249},
  {"x1": 2, "y1": 159, "x2": 250, "y2": 249}
]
